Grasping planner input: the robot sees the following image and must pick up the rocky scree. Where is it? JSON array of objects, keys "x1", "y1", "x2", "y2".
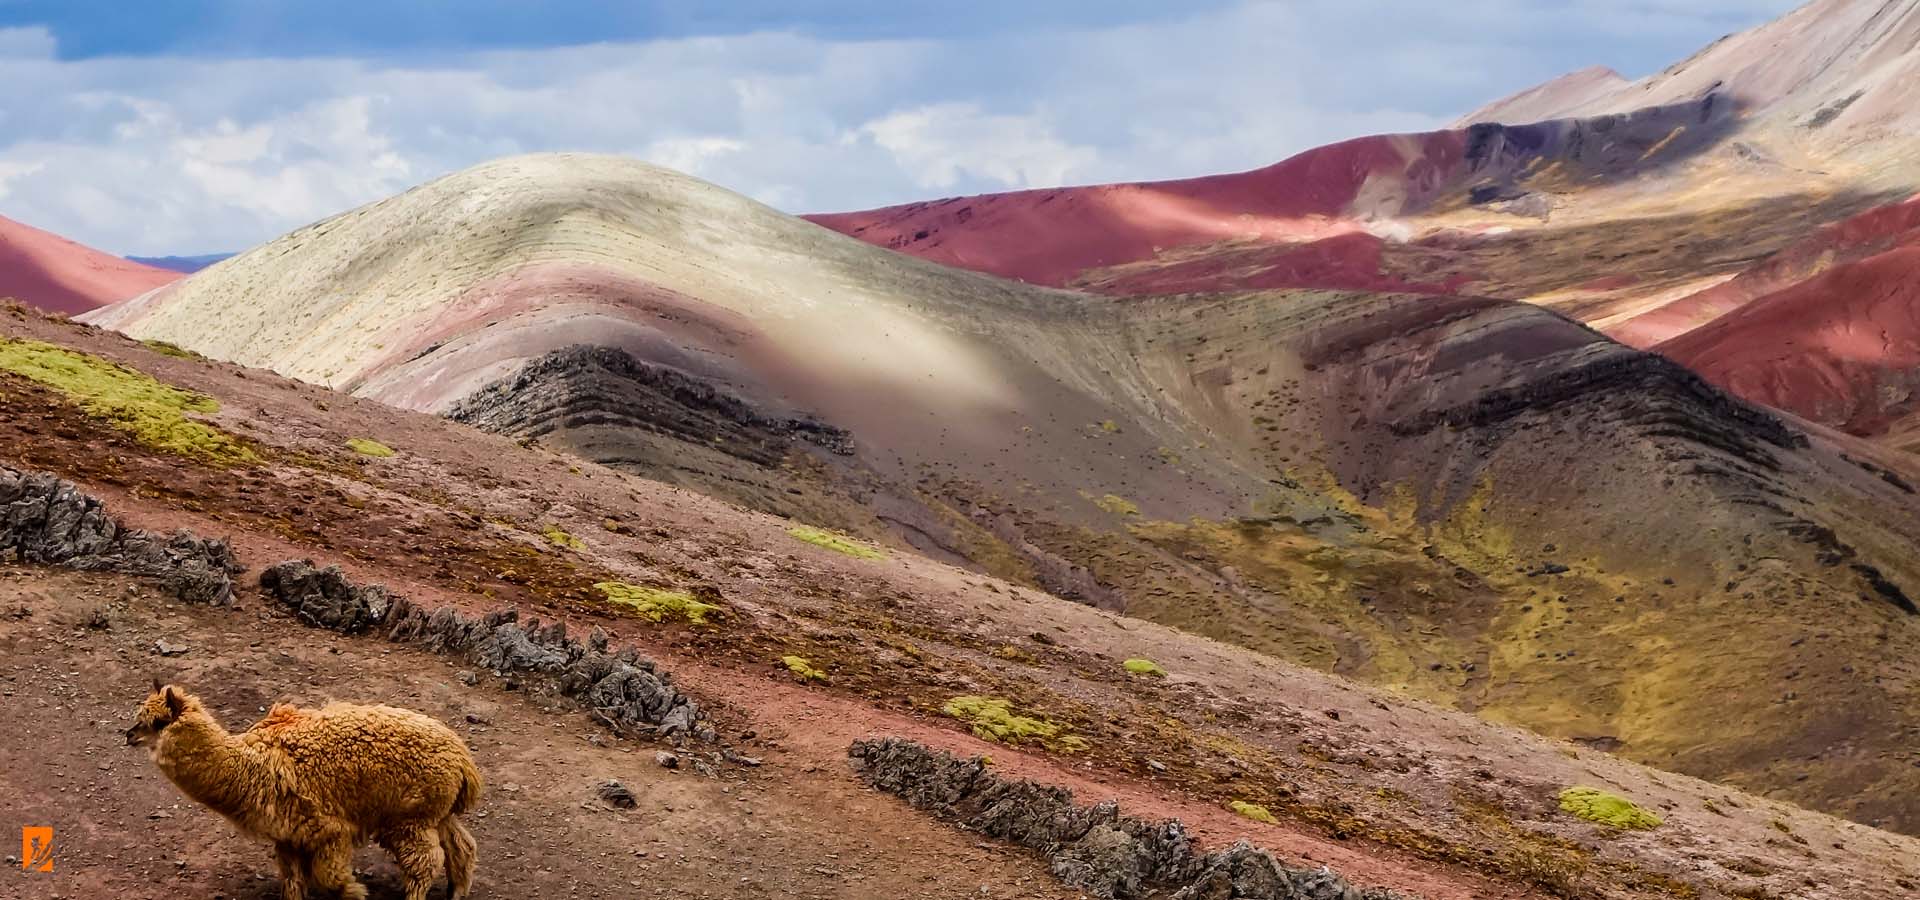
[
  {"x1": 0, "y1": 463, "x2": 240, "y2": 604},
  {"x1": 445, "y1": 345, "x2": 854, "y2": 464},
  {"x1": 260, "y1": 559, "x2": 715, "y2": 743},
  {"x1": 850, "y1": 737, "x2": 1405, "y2": 900}
]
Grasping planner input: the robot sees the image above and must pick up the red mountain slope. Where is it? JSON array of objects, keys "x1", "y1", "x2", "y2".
[
  {"x1": 1658, "y1": 240, "x2": 1920, "y2": 438},
  {"x1": 1613, "y1": 194, "x2": 1920, "y2": 349},
  {"x1": 0, "y1": 215, "x2": 180, "y2": 315},
  {"x1": 807, "y1": 131, "x2": 1469, "y2": 292}
]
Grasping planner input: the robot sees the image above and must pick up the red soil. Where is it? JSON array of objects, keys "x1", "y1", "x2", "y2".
[
  {"x1": 0, "y1": 216, "x2": 180, "y2": 315},
  {"x1": 1614, "y1": 195, "x2": 1920, "y2": 348},
  {"x1": 807, "y1": 130, "x2": 1466, "y2": 290},
  {"x1": 1657, "y1": 242, "x2": 1920, "y2": 435}
]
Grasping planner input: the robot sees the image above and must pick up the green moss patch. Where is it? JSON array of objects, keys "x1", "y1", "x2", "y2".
[
  {"x1": 594, "y1": 582, "x2": 722, "y2": 624},
  {"x1": 1228, "y1": 800, "x2": 1278, "y2": 824},
  {"x1": 0, "y1": 337, "x2": 253, "y2": 463},
  {"x1": 139, "y1": 339, "x2": 202, "y2": 360},
  {"x1": 345, "y1": 437, "x2": 396, "y2": 457},
  {"x1": 940, "y1": 695, "x2": 1088, "y2": 752},
  {"x1": 781, "y1": 655, "x2": 829, "y2": 683},
  {"x1": 1123, "y1": 657, "x2": 1168, "y2": 677},
  {"x1": 787, "y1": 525, "x2": 885, "y2": 560},
  {"x1": 1558, "y1": 786, "x2": 1662, "y2": 830},
  {"x1": 543, "y1": 526, "x2": 584, "y2": 551}
]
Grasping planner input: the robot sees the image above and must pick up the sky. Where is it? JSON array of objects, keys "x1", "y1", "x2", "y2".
[{"x1": 0, "y1": 1, "x2": 1799, "y2": 256}]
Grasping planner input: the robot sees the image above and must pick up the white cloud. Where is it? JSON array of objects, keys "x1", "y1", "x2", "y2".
[
  {"x1": 0, "y1": 160, "x2": 43, "y2": 201},
  {"x1": 0, "y1": 1, "x2": 1793, "y2": 255},
  {"x1": 642, "y1": 136, "x2": 747, "y2": 177},
  {"x1": 859, "y1": 103, "x2": 1098, "y2": 190},
  {"x1": 0, "y1": 26, "x2": 55, "y2": 60}
]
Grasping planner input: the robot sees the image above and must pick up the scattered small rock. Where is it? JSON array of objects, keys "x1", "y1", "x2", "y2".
[
  {"x1": 597, "y1": 780, "x2": 637, "y2": 809},
  {"x1": 152, "y1": 639, "x2": 190, "y2": 657},
  {"x1": 655, "y1": 751, "x2": 681, "y2": 770}
]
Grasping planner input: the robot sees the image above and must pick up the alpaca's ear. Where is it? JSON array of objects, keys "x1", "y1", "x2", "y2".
[
  {"x1": 152, "y1": 678, "x2": 164, "y2": 695},
  {"x1": 163, "y1": 686, "x2": 186, "y2": 716}
]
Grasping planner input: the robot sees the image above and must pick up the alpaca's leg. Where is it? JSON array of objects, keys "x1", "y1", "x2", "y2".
[
  {"x1": 381, "y1": 826, "x2": 445, "y2": 900},
  {"x1": 439, "y1": 817, "x2": 477, "y2": 899},
  {"x1": 307, "y1": 839, "x2": 367, "y2": 900},
  {"x1": 273, "y1": 843, "x2": 309, "y2": 900}
]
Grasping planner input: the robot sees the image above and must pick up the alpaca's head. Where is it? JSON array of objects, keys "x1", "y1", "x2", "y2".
[{"x1": 124, "y1": 680, "x2": 192, "y2": 748}]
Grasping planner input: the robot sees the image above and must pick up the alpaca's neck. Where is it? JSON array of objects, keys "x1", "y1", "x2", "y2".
[{"x1": 155, "y1": 711, "x2": 279, "y2": 827}]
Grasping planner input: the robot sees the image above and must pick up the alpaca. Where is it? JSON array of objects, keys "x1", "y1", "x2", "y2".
[{"x1": 126, "y1": 681, "x2": 481, "y2": 900}]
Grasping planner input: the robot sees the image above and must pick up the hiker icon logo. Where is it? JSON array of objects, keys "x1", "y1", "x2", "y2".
[{"x1": 21, "y1": 826, "x2": 53, "y2": 872}]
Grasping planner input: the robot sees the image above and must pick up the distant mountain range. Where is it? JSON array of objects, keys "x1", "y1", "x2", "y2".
[{"x1": 126, "y1": 253, "x2": 235, "y2": 274}]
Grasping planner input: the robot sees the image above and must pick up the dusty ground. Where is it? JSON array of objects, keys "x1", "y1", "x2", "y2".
[
  {"x1": 0, "y1": 567, "x2": 1084, "y2": 900},
  {"x1": 0, "y1": 310, "x2": 1916, "y2": 900}
]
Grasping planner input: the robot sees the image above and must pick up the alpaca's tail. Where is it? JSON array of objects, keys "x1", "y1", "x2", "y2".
[
  {"x1": 439, "y1": 817, "x2": 476, "y2": 899},
  {"x1": 451, "y1": 761, "x2": 483, "y2": 815}
]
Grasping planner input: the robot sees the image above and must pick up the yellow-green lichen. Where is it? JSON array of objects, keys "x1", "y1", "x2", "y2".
[
  {"x1": 1228, "y1": 801, "x2": 1279, "y2": 824},
  {"x1": 594, "y1": 582, "x2": 722, "y2": 624},
  {"x1": 345, "y1": 437, "x2": 396, "y2": 457},
  {"x1": 0, "y1": 337, "x2": 253, "y2": 463},
  {"x1": 1558, "y1": 787, "x2": 1662, "y2": 830},
  {"x1": 993, "y1": 644, "x2": 1038, "y2": 664},
  {"x1": 781, "y1": 655, "x2": 829, "y2": 683},
  {"x1": 1093, "y1": 494, "x2": 1140, "y2": 516},
  {"x1": 1123, "y1": 657, "x2": 1168, "y2": 677},
  {"x1": 941, "y1": 696, "x2": 1088, "y2": 752},
  {"x1": 543, "y1": 527, "x2": 584, "y2": 551},
  {"x1": 787, "y1": 525, "x2": 885, "y2": 560}
]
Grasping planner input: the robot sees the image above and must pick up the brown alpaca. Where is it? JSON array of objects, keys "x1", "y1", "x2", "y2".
[{"x1": 126, "y1": 682, "x2": 481, "y2": 900}]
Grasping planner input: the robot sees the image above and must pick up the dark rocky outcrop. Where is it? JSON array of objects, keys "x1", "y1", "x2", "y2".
[
  {"x1": 446, "y1": 345, "x2": 853, "y2": 465},
  {"x1": 0, "y1": 464, "x2": 240, "y2": 604},
  {"x1": 849, "y1": 737, "x2": 1403, "y2": 900},
  {"x1": 260, "y1": 559, "x2": 715, "y2": 743}
]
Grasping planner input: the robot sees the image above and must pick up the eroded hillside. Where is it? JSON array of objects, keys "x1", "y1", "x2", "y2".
[
  {"x1": 6, "y1": 304, "x2": 1920, "y2": 900},
  {"x1": 70, "y1": 151, "x2": 1920, "y2": 837}
]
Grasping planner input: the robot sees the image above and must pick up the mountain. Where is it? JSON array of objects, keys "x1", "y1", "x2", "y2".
[
  {"x1": 0, "y1": 214, "x2": 181, "y2": 315},
  {"x1": 81, "y1": 151, "x2": 1920, "y2": 836},
  {"x1": 803, "y1": 98, "x2": 1745, "y2": 299},
  {"x1": 807, "y1": 0, "x2": 1920, "y2": 458},
  {"x1": 1461, "y1": 0, "x2": 1920, "y2": 143},
  {"x1": 12, "y1": 302, "x2": 1920, "y2": 899},
  {"x1": 127, "y1": 252, "x2": 235, "y2": 274}
]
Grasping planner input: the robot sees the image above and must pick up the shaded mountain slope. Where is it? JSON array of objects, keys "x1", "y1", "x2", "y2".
[
  {"x1": 0, "y1": 215, "x2": 181, "y2": 315},
  {"x1": 80, "y1": 153, "x2": 1920, "y2": 834},
  {"x1": 8, "y1": 305, "x2": 1920, "y2": 899}
]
